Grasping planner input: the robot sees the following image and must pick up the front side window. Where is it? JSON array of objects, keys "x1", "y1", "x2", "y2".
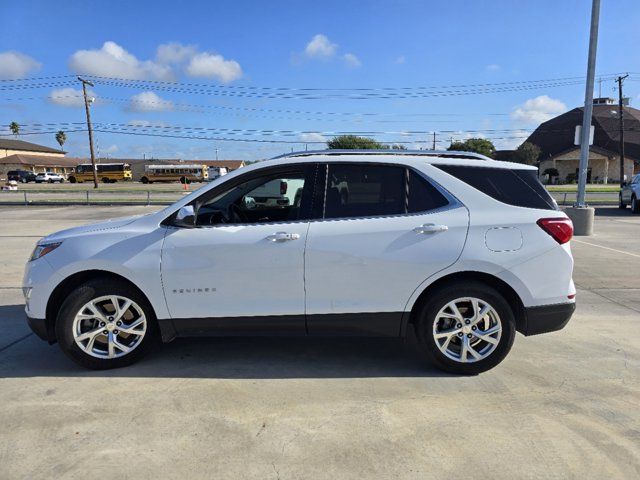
[{"x1": 195, "y1": 169, "x2": 311, "y2": 226}]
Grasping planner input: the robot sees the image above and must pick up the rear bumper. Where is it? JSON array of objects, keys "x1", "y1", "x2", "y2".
[{"x1": 522, "y1": 302, "x2": 576, "y2": 336}]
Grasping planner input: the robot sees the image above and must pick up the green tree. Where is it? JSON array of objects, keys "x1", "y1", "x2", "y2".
[
  {"x1": 9, "y1": 121, "x2": 20, "y2": 137},
  {"x1": 511, "y1": 141, "x2": 541, "y2": 165},
  {"x1": 327, "y1": 135, "x2": 387, "y2": 150},
  {"x1": 390, "y1": 144, "x2": 407, "y2": 150},
  {"x1": 55, "y1": 130, "x2": 67, "y2": 150},
  {"x1": 447, "y1": 138, "x2": 496, "y2": 158}
]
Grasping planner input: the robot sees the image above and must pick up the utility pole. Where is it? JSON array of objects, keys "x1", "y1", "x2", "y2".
[
  {"x1": 78, "y1": 77, "x2": 98, "y2": 188},
  {"x1": 569, "y1": 0, "x2": 600, "y2": 236},
  {"x1": 432, "y1": 132, "x2": 436, "y2": 150},
  {"x1": 575, "y1": 0, "x2": 600, "y2": 207},
  {"x1": 617, "y1": 74, "x2": 629, "y2": 187}
]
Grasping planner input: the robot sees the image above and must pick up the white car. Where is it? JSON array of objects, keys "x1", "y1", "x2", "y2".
[
  {"x1": 619, "y1": 174, "x2": 640, "y2": 213},
  {"x1": 23, "y1": 150, "x2": 575, "y2": 374},
  {"x1": 35, "y1": 172, "x2": 65, "y2": 183}
]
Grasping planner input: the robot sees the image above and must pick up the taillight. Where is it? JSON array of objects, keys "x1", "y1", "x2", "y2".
[
  {"x1": 537, "y1": 217, "x2": 573, "y2": 244},
  {"x1": 280, "y1": 181, "x2": 288, "y2": 194}
]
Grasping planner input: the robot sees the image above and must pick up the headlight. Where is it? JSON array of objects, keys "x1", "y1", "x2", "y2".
[{"x1": 30, "y1": 241, "x2": 62, "y2": 261}]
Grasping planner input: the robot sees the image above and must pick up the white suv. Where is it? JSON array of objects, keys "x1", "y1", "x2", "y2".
[
  {"x1": 35, "y1": 171, "x2": 65, "y2": 183},
  {"x1": 23, "y1": 151, "x2": 575, "y2": 374}
]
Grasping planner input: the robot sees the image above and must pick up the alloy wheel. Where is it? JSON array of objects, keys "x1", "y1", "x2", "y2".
[
  {"x1": 432, "y1": 297, "x2": 502, "y2": 363},
  {"x1": 72, "y1": 295, "x2": 147, "y2": 359}
]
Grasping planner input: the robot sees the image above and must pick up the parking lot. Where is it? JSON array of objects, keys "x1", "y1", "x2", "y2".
[{"x1": 0, "y1": 206, "x2": 638, "y2": 479}]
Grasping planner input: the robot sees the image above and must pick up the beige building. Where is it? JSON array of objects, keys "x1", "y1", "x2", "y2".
[
  {"x1": 538, "y1": 147, "x2": 635, "y2": 185},
  {"x1": 0, "y1": 138, "x2": 65, "y2": 159},
  {"x1": 0, "y1": 154, "x2": 81, "y2": 178},
  {"x1": 528, "y1": 99, "x2": 640, "y2": 184}
]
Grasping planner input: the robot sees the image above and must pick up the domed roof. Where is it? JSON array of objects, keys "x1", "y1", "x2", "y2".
[{"x1": 526, "y1": 104, "x2": 640, "y2": 161}]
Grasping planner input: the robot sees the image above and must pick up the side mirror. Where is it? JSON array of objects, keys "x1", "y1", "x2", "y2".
[
  {"x1": 174, "y1": 205, "x2": 196, "y2": 228},
  {"x1": 622, "y1": 181, "x2": 628, "y2": 187}
]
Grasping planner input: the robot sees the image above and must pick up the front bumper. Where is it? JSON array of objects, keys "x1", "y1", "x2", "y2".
[
  {"x1": 26, "y1": 315, "x2": 54, "y2": 343},
  {"x1": 522, "y1": 302, "x2": 576, "y2": 336}
]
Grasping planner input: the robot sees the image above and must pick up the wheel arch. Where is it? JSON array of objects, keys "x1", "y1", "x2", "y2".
[
  {"x1": 401, "y1": 271, "x2": 527, "y2": 337},
  {"x1": 44, "y1": 269, "x2": 159, "y2": 344}
]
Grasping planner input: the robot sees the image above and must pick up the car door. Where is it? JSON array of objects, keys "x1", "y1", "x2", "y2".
[
  {"x1": 627, "y1": 174, "x2": 640, "y2": 202},
  {"x1": 304, "y1": 162, "x2": 469, "y2": 335},
  {"x1": 161, "y1": 163, "x2": 318, "y2": 333}
]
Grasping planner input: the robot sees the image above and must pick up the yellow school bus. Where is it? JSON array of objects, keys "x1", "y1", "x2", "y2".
[
  {"x1": 140, "y1": 164, "x2": 208, "y2": 184},
  {"x1": 68, "y1": 163, "x2": 132, "y2": 183}
]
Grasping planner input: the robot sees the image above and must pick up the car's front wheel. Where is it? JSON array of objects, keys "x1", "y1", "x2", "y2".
[
  {"x1": 632, "y1": 195, "x2": 640, "y2": 214},
  {"x1": 414, "y1": 282, "x2": 516, "y2": 375},
  {"x1": 55, "y1": 278, "x2": 160, "y2": 369},
  {"x1": 619, "y1": 193, "x2": 626, "y2": 209}
]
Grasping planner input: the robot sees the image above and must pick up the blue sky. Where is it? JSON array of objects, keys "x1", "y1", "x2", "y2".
[{"x1": 1, "y1": 0, "x2": 639, "y2": 160}]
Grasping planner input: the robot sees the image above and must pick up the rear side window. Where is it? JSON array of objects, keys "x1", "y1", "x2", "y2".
[
  {"x1": 435, "y1": 165, "x2": 557, "y2": 210},
  {"x1": 325, "y1": 164, "x2": 405, "y2": 218},
  {"x1": 323, "y1": 164, "x2": 450, "y2": 219}
]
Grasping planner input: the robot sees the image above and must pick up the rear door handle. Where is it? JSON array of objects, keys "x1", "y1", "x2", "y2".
[
  {"x1": 266, "y1": 232, "x2": 301, "y2": 242},
  {"x1": 413, "y1": 223, "x2": 448, "y2": 234}
]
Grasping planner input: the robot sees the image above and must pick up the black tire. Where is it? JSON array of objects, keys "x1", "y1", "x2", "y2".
[
  {"x1": 55, "y1": 278, "x2": 160, "y2": 370},
  {"x1": 140, "y1": 176, "x2": 149, "y2": 184},
  {"x1": 48, "y1": 179, "x2": 54, "y2": 183},
  {"x1": 59, "y1": 178, "x2": 64, "y2": 183},
  {"x1": 414, "y1": 281, "x2": 516, "y2": 375},
  {"x1": 101, "y1": 177, "x2": 109, "y2": 183},
  {"x1": 632, "y1": 195, "x2": 640, "y2": 214},
  {"x1": 69, "y1": 176, "x2": 77, "y2": 183},
  {"x1": 619, "y1": 193, "x2": 626, "y2": 209},
  {"x1": 21, "y1": 178, "x2": 27, "y2": 184}
]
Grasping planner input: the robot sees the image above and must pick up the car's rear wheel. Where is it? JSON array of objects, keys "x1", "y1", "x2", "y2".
[
  {"x1": 55, "y1": 279, "x2": 160, "y2": 369},
  {"x1": 414, "y1": 282, "x2": 516, "y2": 375}
]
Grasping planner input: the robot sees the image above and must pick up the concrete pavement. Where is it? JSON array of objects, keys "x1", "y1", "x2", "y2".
[{"x1": 0, "y1": 206, "x2": 638, "y2": 479}]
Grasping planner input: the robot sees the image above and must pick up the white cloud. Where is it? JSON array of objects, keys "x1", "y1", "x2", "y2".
[
  {"x1": 128, "y1": 119, "x2": 168, "y2": 127},
  {"x1": 511, "y1": 95, "x2": 567, "y2": 125},
  {"x1": 156, "y1": 42, "x2": 197, "y2": 65},
  {"x1": 48, "y1": 87, "x2": 95, "y2": 108},
  {"x1": 69, "y1": 41, "x2": 173, "y2": 80},
  {"x1": 343, "y1": 53, "x2": 361, "y2": 68},
  {"x1": 485, "y1": 64, "x2": 501, "y2": 71},
  {"x1": 0, "y1": 51, "x2": 41, "y2": 79},
  {"x1": 101, "y1": 144, "x2": 119, "y2": 154},
  {"x1": 186, "y1": 52, "x2": 243, "y2": 82},
  {"x1": 127, "y1": 91, "x2": 173, "y2": 112},
  {"x1": 493, "y1": 130, "x2": 531, "y2": 150},
  {"x1": 395, "y1": 55, "x2": 406, "y2": 65},
  {"x1": 304, "y1": 34, "x2": 337, "y2": 58},
  {"x1": 299, "y1": 132, "x2": 327, "y2": 144}
]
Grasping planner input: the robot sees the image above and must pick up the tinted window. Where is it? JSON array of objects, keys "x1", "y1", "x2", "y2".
[
  {"x1": 436, "y1": 165, "x2": 557, "y2": 210},
  {"x1": 408, "y1": 170, "x2": 449, "y2": 213},
  {"x1": 325, "y1": 164, "x2": 405, "y2": 218},
  {"x1": 196, "y1": 170, "x2": 310, "y2": 225}
]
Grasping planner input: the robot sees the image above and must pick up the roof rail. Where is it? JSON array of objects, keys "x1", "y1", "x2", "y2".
[{"x1": 271, "y1": 149, "x2": 492, "y2": 161}]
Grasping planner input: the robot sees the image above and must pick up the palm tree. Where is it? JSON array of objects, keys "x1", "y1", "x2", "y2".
[
  {"x1": 9, "y1": 122, "x2": 20, "y2": 138},
  {"x1": 55, "y1": 130, "x2": 67, "y2": 150}
]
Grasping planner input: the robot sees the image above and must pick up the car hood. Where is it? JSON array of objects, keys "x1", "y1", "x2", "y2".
[{"x1": 41, "y1": 214, "x2": 145, "y2": 243}]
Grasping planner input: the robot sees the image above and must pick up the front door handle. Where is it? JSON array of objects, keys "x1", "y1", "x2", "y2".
[
  {"x1": 413, "y1": 223, "x2": 448, "y2": 234},
  {"x1": 266, "y1": 232, "x2": 301, "y2": 242}
]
